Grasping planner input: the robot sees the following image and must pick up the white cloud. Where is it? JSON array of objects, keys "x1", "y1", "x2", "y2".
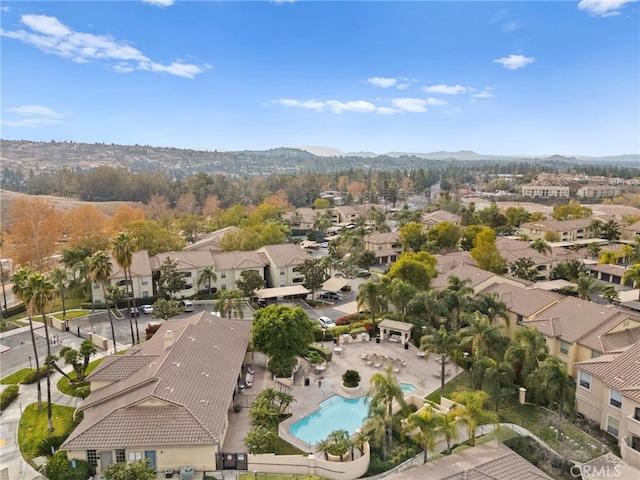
[
  {"x1": 502, "y1": 21, "x2": 521, "y2": 32},
  {"x1": 422, "y1": 84, "x2": 469, "y2": 95},
  {"x1": 3, "y1": 104, "x2": 67, "y2": 128},
  {"x1": 2, "y1": 118, "x2": 63, "y2": 127},
  {"x1": 274, "y1": 98, "x2": 375, "y2": 114},
  {"x1": 391, "y1": 98, "x2": 427, "y2": 113},
  {"x1": 376, "y1": 107, "x2": 401, "y2": 115},
  {"x1": 396, "y1": 83, "x2": 410, "y2": 90},
  {"x1": 143, "y1": 0, "x2": 175, "y2": 7},
  {"x1": 274, "y1": 99, "x2": 325, "y2": 111},
  {"x1": 2, "y1": 6, "x2": 11, "y2": 12},
  {"x1": 578, "y1": 0, "x2": 636, "y2": 17},
  {"x1": 366, "y1": 77, "x2": 398, "y2": 88},
  {"x1": 494, "y1": 54, "x2": 536, "y2": 69},
  {"x1": 472, "y1": 91, "x2": 493, "y2": 99},
  {"x1": 1, "y1": 14, "x2": 205, "y2": 78},
  {"x1": 9, "y1": 104, "x2": 64, "y2": 118},
  {"x1": 426, "y1": 97, "x2": 448, "y2": 106}
]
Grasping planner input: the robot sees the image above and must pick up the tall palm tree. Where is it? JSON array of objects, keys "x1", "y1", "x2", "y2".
[
  {"x1": 420, "y1": 325, "x2": 457, "y2": 396},
  {"x1": 385, "y1": 278, "x2": 417, "y2": 321},
  {"x1": 598, "y1": 250, "x2": 618, "y2": 265},
  {"x1": 472, "y1": 292, "x2": 509, "y2": 326},
  {"x1": 50, "y1": 267, "x2": 68, "y2": 319},
  {"x1": 588, "y1": 219, "x2": 604, "y2": 238},
  {"x1": 483, "y1": 358, "x2": 514, "y2": 412},
  {"x1": 357, "y1": 280, "x2": 388, "y2": 337},
  {"x1": 26, "y1": 271, "x2": 56, "y2": 432},
  {"x1": 574, "y1": 273, "x2": 600, "y2": 300},
  {"x1": 406, "y1": 406, "x2": 439, "y2": 463},
  {"x1": 535, "y1": 357, "x2": 575, "y2": 438},
  {"x1": 88, "y1": 250, "x2": 118, "y2": 354},
  {"x1": 435, "y1": 410, "x2": 459, "y2": 455},
  {"x1": 504, "y1": 327, "x2": 548, "y2": 387},
  {"x1": 407, "y1": 289, "x2": 445, "y2": 331},
  {"x1": 587, "y1": 242, "x2": 601, "y2": 260},
  {"x1": 112, "y1": 231, "x2": 139, "y2": 343},
  {"x1": 623, "y1": 263, "x2": 640, "y2": 301},
  {"x1": 451, "y1": 390, "x2": 499, "y2": 447},
  {"x1": 366, "y1": 365, "x2": 407, "y2": 450},
  {"x1": 442, "y1": 275, "x2": 473, "y2": 330},
  {"x1": 366, "y1": 402, "x2": 390, "y2": 461},
  {"x1": 602, "y1": 220, "x2": 620, "y2": 241},
  {"x1": 214, "y1": 290, "x2": 244, "y2": 318},
  {"x1": 456, "y1": 311, "x2": 504, "y2": 361},
  {"x1": 198, "y1": 266, "x2": 217, "y2": 296},
  {"x1": 530, "y1": 239, "x2": 551, "y2": 255},
  {"x1": 11, "y1": 267, "x2": 42, "y2": 407}
]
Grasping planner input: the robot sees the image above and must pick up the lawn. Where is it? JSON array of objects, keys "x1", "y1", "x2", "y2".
[
  {"x1": 426, "y1": 370, "x2": 471, "y2": 404},
  {"x1": 237, "y1": 475, "x2": 324, "y2": 480},
  {"x1": 1, "y1": 368, "x2": 32, "y2": 385},
  {"x1": 53, "y1": 310, "x2": 91, "y2": 320},
  {"x1": 18, "y1": 402, "x2": 78, "y2": 465},
  {"x1": 57, "y1": 357, "x2": 104, "y2": 397}
]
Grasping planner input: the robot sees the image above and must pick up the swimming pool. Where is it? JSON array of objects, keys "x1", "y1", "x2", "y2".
[
  {"x1": 400, "y1": 382, "x2": 416, "y2": 394},
  {"x1": 290, "y1": 396, "x2": 369, "y2": 445}
]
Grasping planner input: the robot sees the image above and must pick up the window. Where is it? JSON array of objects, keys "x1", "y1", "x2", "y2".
[
  {"x1": 635, "y1": 407, "x2": 640, "y2": 422},
  {"x1": 610, "y1": 389, "x2": 622, "y2": 409},
  {"x1": 181, "y1": 272, "x2": 192, "y2": 278},
  {"x1": 142, "y1": 291, "x2": 149, "y2": 298},
  {"x1": 221, "y1": 283, "x2": 226, "y2": 290},
  {"x1": 606, "y1": 416, "x2": 620, "y2": 437},
  {"x1": 142, "y1": 277, "x2": 148, "y2": 286},
  {"x1": 591, "y1": 350, "x2": 601, "y2": 359},
  {"x1": 221, "y1": 272, "x2": 226, "y2": 279},
  {"x1": 116, "y1": 449, "x2": 126, "y2": 463},
  {"x1": 280, "y1": 269, "x2": 285, "y2": 276},
  {"x1": 128, "y1": 451, "x2": 142, "y2": 462},
  {"x1": 292, "y1": 277, "x2": 304, "y2": 283},
  {"x1": 87, "y1": 450, "x2": 98, "y2": 466},
  {"x1": 579, "y1": 371, "x2": 592, "y2": 390},
  {"x1": 93, "y1": 282, "x2": 100, "y2": 290},
  {"x1": 560, "y1": 340, "x2": 570, "y2": 355},
  {"x1": 516, "y1": 315, "x2": 523, "y2": 324}
]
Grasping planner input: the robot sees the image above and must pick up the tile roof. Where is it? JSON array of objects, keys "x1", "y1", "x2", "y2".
[
  {"x1": 62, "y1": 312, "x2": 252, "y2": 450},
  {"x1": 580, "y1": 453, "x2": 640, "y2": 480},
  {"x1": 184, "y1": 226, "x2": 242, "y2": 252},
  {"x1": 431, "y1": 264, "x2": 495, "y2": 291},
  {"x1": 577, "y1": 310, "x2": 640, "y2": 352},
  {"x1": 586, "y1": 263, "x2": 626, "y2": 276},
  {"x1": 110, "y1": 250, "x2": 152, "y2": 280},
  {"x1": 479, "y1": 283, "x2": 562, "y2": 317},
  {"x1": 87, "y1": 355, "x2": 160, "y2": 381},
  {"x1": 383, "y1": 441, "x2": 552, "y2": 480},
  {"x1": 576, "y1": 340, "x2": 640, "y2": 402},
  {"x1": 150, "y1": 250, "x2": 214, "y2": 270},
  {"x1": 257, "y1": 244, "x2": 312, "y2": 268},
  {"x1": 520, "y1": 218, "x2": 593, "y2": 231},
  {"x1": 211, "y1": 250, "x2": 269, "y2": 270},
  {"x1": 494, "y1": 238, "x2": 555, "y2": 266},
  {"x1": 434, "y1": 252, "x2": 477, "y2": 273},
  {"x1": 423, "y1": 210, "x2": 461, "y2": 224},
  {"x1": 364, "y1": 231, "x2": 400, "y2": 244}
]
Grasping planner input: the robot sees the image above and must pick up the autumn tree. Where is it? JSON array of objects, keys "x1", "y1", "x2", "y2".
[
  {"x1": 470, "y1": 227, "x2": 507, "y2": 274},
  {"x1": 176, "y1": 192, "x2": 199, "y2": 215},
  {"x1": 202, "y1": 194, "x2": 222, "y2": 218},
  {"x1": 5, "y1": 197, "x2": 62, "y2": 270},
  {"x1": 111, "y1": 204, "x2": 146, "y2": 231},
  {"x1": 64, "y1": 205, "x2": 113, "y2": 254}
]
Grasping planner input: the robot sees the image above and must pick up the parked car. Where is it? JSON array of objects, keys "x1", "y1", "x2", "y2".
[
  {"x1": 180, "y1": 300, "x2": 194, "y2": 312},
  {"x1": 140, "y1": 304, "x2": 154, "y2": 314},
  {"x1": 129, "y1": 307, "x2": 140, "y2": 317},
  {"x1": 319, "y1": 291, "x2": 339, "y2": 300},
  {"x1": 356, "y1": 270, "x2": 372, "y2": 277},
  {"x1": 317, "y1": 316, "x2": 336, "y2": 328}
]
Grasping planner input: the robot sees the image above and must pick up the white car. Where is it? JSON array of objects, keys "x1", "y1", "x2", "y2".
[
  {"x1": 317, "y1": 316, "x2": 336, "y2": 328},
  {"x1": 140, "y1": 304, "x2": 154, "y2": 314}
]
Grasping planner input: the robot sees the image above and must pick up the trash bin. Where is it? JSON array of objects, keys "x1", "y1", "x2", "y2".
[
  {"x1": 404, "y1": 342, "x2": 409, "y2": 350},
  {"x1": 376, "y1": 336, "x2": 380, "y2": 344},
  {"x1": 165, "y1": 468, "x2": 175, "y2": 478},
  {"x1": 304, "y1": 378, "x2": 310, "y2": 386}
]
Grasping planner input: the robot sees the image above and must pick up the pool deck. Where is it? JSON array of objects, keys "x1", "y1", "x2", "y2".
[{"x1": 222, "y1": 338, "x2": 462, "y2": 455}]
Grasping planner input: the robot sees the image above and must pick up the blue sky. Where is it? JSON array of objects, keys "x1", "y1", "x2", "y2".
[{"x1": 1, "y1": 1, "x2": 638, "y2": 156}]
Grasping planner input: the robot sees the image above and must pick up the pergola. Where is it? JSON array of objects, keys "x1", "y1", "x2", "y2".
[
  {"x1": 378, "y1": 319, "x2": 413, "y2": 345},
  {"x1": 255, "y1": 285, "x2": 310, "y2": 300}
]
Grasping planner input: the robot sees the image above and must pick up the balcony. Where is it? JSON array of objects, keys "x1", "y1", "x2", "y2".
[
  {"x1": 626, "y1": 415, "x2": 640, "y2": 437},
  {"x1": 621, "y1": 436, "x2": 640, "y2": 470}
]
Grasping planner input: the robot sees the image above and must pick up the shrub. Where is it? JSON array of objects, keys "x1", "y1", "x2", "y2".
[
  {"x1": 0, "y1": 384, "x2": 19, "y2": 411},
  {"x1": 21, "y1": 366, "x2": 50, "y2": 384},
  {"x1": 4, "y1": 303, "x2": 26, "y2": 318},
  {"x1": 342, "y1": 369, "x2": 361, "y2": 388},
  {"x1": 308, "y1": 344, "x2": 332, "y2": 363},
  {"x1": 145, "y1": 323, "x2": 161, "y2": 340}
]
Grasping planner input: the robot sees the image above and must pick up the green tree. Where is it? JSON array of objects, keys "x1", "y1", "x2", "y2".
[
  {"x1": 552, "y1": 202, "x2": 592, "y2": 220},
  {"x1": 26, "y1": 271, "x2": 56, "y2": 431},
  {"x1": 406, "y1": 406, "x2": 439, "y2": 463},
  {"x1": 472, "y1": 292, "x2": 509, "y2": 326},
  {"x1": 386, "y1": 251, "x2": 437, "y2": 290},
  {"x1": 425, "y1": 221, "x2": 461, "y2": 253},
  {"x1": 103, "y1": 459, "x2": 155, "y2": 480},
  {"x1": 198, "y1": 266, "x2": 217, "y2": 295},
  {"x1": 587, "y1": 242, "x2": 602, "y2": 260},
  {"x1": 357, "y1": 280, "x2": 388, "y2": 336},
  {"x1": 470, "y1": 227, "x2": 507, "y2": 274},
  {"x1": 504, "y1": 327, "x2": 548, "y2": 388},
  {"x1": 294, "y1": 258, "x2": 327, "y2": 300},
  {"x1": 385, "y1": 278, "x2": 417, "y2": 321},
  {"x1": 552, "y1": 260, "x2": 586, "y2": 282},
  {"x1": 601, "y1": 285, "x2": 620, "y2": 305},
  {"x1": 451, "y1": 390, "x2": 499, "y2": 446},
  {"x1": 505, "y1": 206, "x2": 530, "y2": 228},
  {"x1": 588, "y1": 219, "x2": 604, "y2": 237},
  {"x1": 534, "y1": 356, "x2": 576, "y2": 438},
  {"x1": 598, "y1": 250, "x2": 618, "y2": 265},
  {"x1": 460, "y1": 225, "x2": 484, "y2": 251},
  {"x1": 151, "y1": 298, "x2": 184, "y2": 321},
  {"x1": 435, "y1": 410, "x2": 459, "y2": 455},
  {"x1": 457, "y1": 312, "x2": 504, "y2": 361},
  {"x1": 420, "y1": 325, "x2": 457, "y2": 396},
  {"x1": 623, "y1": 263, "x2": 640, "y2": 301},
  {"x1": 50, "y1": 267, "x2": 68, "y2": 319},
  {"x1": 509, "y1": 257, "x2": 539, "y2": 281},
  {"x1": 214, "y1": 290, "x2": 244, "y2": 318},
  {"x1": 399, "y1": 222, "x2": 427, "y2": 253},
  {"x1": 251, "y1": 305, "x2": 315, "y2": 377},
  {"x1": 235, "y1": 270, "x2": 265, "y2": 298},
  {"x1": 59, "y1": 340, "x2": 98, "y2": 381},
  {"x1": 313, "y1": 198, "x2": 331, "y2": 209},
  {"x1": 356, "y1": 250, "x2": 377, "y2": 272},
  {"x1": 530, "y1": 239, "x2": 551, "y2": 255},
  {"x1": 11, "y1": 267, "x2": 42, "y2": 406},
  {"x1": 127, "y1": 220, "x2": 185, "y2": 255},
  {"x1": 157, "y1": 256, "x2": 187, "y2": 299},
  {"x1": 89, "y1": 250, "x2": 118, "y2": 354},
  {"x1": 602, "y1": 219, "x2": 621, "y2": 241},
  {"x1": 113, "y1": 231, "x2": 140, "y2": 343},
  {"x1": 366, "y1": 365, "x2": 407, "y2": 452},
  {"x1": 483, "y1": 358, "x2": 514, "y2": 412},
  {"x1": 441, "y1": 275, "x2": 473, "y2": 330},
  {"x1": 244, "y1": 425, "x2": 278, "y2": 454},
  {"x1": 573, "y1": 273, "x2": 600, "y2": 300}
]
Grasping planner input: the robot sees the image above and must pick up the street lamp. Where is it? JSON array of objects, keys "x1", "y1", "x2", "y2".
[
  {"x1": 28, "y1": 355, "x2": 32, "y2": 370},
  {"x1": 253, "y1": 470, "x2": 258, "y2": 480}
]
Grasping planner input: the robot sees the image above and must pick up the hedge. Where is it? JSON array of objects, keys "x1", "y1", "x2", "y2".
[
  {"x1": 0, "y1": 384, "x2": 19, "y2": 411},
  {"x1": 4, "y1": 303, "x2": 26, "y2": 318},
  {"x1": 80, "y1": 294, "x2": 166, "y2": 311},
  {"x1": 21, "y1": 366, "x2": 51, "y2": 384},
  {"x1": 308, "y1": 344, "x2": 332, "y2": 363}
]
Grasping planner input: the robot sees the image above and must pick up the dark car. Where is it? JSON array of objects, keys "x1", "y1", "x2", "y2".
[
  {"x1": 319, "y1": 292, "x2": 339, "y2": 300},
  {"x1": 356, "y1": 270, "x2": 372, "y2": 277}
]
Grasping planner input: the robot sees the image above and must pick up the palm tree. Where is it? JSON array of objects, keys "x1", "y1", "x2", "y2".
[
  {"x1": 366, "y1": 400, "x2": 391, "y2": 461},
  {"x1": 50, "y1": 267, "x2": 68, "y2": 319},
  {"x1": 535, "y1": 356, "x2": 575, "y2": 438},
  {"x1": 588, "y1": 219, "x2": 604, "y2": 238},
  {"x1": 472, "y1": 292, "x2": 509, "y2": 326},
  {"x1": 530, "y1": 239, "x2": 551, "y2": 255},
  {"x1": 451, "y1": 390, "x2": 499, "y2": 447},
  {"x1": 587, "y1": 242, "x2": 601, "y2": 260},
  {"x1": 11, "y1": 267, "x2": 42, "y2": 407},
  {"x1": 504, "y1": 327, "x2": 548, "y2": 387},
  {"x1": 26, "y1": 271, "x2": 56, "y2": 432},
  {"x1": 406, "y1": 406, "x2": 439, "y2": 463},
  {"x1": 456, "y1": 311, "x2": 504, "y2": 361},
  {"x1": 88, "y1": 250, "x2": 118, "y2": 354},
  {"x1": 386, "y1": 278, "x2": 417, "y2": 321},
  {"x1": 214, "y1": 290, "x2": 244, "y2": 318},
  {"x1": 623, "y1": 263, "x2": 640, "y2": 301},
  {"x1": 602, "y1": 219, "x2": 620, "y2": 241},
  {"x1": 574, "y1": 273, "x2": 600, "y2": 300},
  {"x1": 435, "y1": 410, "x2": 459, "y2": 455},
  {"x1": 198, "y1": 266, "x2": 217, "y2": 296},
  {"x1": 367, "y1": 365, "x2": 407, "y2": 451},
  {"x1": 420, "y1": 325, "x2": 458, "y2": 396},
  {"x1": 357, "y1": 280, "x2": 388, "y2": 337},
  {"x1": 442, "y1": 275, "x2": 473, "y2": 330},
  {"x1": 484, "y1": 359, "x2": 514, "y2": 412},
  {"x1": 598, "y1": 250, "x2": 618, "y2": 265},
  {"x1": 112, "y1": 232, "x2": 140, "y2": 343}
]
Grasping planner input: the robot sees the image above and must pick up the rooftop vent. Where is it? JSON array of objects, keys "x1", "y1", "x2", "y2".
[{"x1": 164, "y1": 330, "x2": 175, "y2": 349}]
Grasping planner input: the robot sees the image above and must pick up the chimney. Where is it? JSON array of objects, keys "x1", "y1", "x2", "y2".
[{"x1": 164, "y1": 330, "x2": 175, "y2": 349}]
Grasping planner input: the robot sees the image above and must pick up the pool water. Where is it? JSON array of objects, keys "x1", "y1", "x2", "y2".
[
  {"x1": 400, "y1": 382, "x2": 416, "y2": 394},
  {"x1": 290, "y1": 396, "x2": 369, "y2": 445}
]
